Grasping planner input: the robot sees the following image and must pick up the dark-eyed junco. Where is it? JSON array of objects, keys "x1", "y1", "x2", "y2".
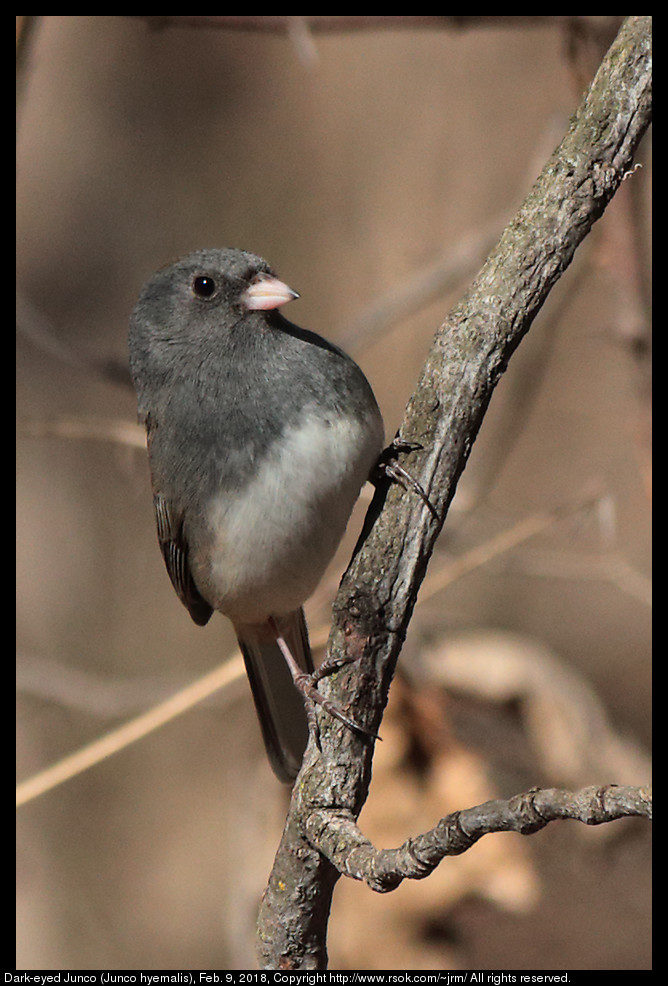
[{"x1": 129, "y1": 248, "x2": 384, "y2": 781}]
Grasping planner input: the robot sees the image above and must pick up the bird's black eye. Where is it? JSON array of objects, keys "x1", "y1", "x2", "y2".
[{"x1": 192, "y1": 275, "x2": 217, "y2": 299}]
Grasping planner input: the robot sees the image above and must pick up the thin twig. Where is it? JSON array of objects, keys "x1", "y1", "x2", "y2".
[
  {"x1": 19, "y1": 416, "x2": 146, "y2": 448},
  {"x1": 15, "y1": 655, "x2": 245, "y2": 807}
]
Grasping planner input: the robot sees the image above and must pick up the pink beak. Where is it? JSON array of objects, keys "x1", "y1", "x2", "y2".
[{"x1": 243, "y1": 275, "x2": 300, "y2": 311}]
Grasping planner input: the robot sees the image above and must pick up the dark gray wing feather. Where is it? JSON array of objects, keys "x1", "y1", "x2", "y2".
[{"x1": 153, "y1": 492, "x2": 213, "y2": 627}]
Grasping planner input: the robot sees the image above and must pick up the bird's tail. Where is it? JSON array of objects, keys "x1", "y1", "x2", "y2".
[{"x1": 236, "y1": 607, "x2": 314, "y2": 783}]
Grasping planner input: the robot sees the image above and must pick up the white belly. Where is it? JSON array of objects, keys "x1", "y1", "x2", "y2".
[{"x1": 190, "y1": 410, "x2": 383, "y2": 624}]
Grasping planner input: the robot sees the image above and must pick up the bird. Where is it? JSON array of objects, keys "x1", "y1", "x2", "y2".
[{"x1": 128, "y1": 248, "x2": 385, "y2": 781}]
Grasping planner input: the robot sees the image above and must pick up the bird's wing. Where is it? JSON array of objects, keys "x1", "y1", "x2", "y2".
[{"x1": 153, "y1": 491, "x2": 213, "y2": 627}]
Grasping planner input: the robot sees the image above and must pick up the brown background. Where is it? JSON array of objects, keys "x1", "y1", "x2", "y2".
[{"x1": 16, "y1": 16, "x2": 651, "y2": 971}]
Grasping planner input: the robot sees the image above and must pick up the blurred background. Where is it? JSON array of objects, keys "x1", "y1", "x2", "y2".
[{"x1": 16, "y1": 16, "x2": 651, "y2": 971}]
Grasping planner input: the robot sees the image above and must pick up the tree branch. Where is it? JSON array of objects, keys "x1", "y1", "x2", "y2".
[
  {"x1": 257, "y1": 15, "x2": 651, "y2": 971},
  {"x1": 306, "y1": 785, "x2": 652, "y2": 893}
]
